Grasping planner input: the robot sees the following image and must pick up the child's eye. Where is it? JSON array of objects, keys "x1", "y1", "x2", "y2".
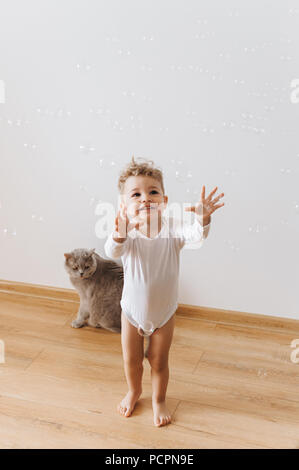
[{"x1": 132, "y1": 190, "x2": 158, "y2": 197}]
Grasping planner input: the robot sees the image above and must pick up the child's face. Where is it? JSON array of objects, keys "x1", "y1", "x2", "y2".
[{"x1": 121, "y1": 175, "x2": 168, "y2": 222}]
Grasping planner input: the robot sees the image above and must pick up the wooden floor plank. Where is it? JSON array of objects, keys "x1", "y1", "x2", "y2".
[
  {"x1": 173, "y1": 401, "x2": 299, "y2": 449},
  {"x1": 1, "y1": 294, "x2": 299, "y2": 448}
]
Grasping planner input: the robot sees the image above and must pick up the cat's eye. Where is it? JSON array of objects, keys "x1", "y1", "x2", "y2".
[{"x1": 73, "y1": 266, "x2": 78, "y2": 270}]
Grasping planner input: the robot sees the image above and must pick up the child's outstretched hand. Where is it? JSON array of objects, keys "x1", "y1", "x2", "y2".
[
  {"x1": 185, "y1": 186, "x2": 225, "y2": 225},
  {"x1": 113, "y1": 206, "x2": 140, "y2": 243}
]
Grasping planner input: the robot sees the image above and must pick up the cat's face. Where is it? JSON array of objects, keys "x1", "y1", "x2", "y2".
[{"x1": 64, "y1": 248, "x2": 97, "y2": 279}]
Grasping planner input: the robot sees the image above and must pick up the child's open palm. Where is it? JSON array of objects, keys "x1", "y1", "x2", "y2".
[
  {"x1": 185, "y1": 186, "x2": 225, "y2": 224},
  {"x1": 113, "y1": 207, "x2": 140, "y2": 242}
]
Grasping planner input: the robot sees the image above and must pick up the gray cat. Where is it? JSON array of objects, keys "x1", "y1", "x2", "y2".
[{"x1": 64, "y1": 248, "x2": 123, "y2": 333}]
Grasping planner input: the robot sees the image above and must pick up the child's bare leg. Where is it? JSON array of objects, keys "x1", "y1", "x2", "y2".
[
  {"x1": 147, "y1": 314, "x2": 175, "y2": 427},
  {"x1": 118, "y1": 311, "x2": 144, "y2": 417}
]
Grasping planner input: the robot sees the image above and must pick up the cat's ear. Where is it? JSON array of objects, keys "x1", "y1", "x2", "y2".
[
  {"x1": 64, "y1": 252, "x2": 72, "y2": 260},
  {"x1": 89, "y1": 248, "x2": 96, "y2": 256}
]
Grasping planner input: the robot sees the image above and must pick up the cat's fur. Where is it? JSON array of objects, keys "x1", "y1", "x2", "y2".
[{"x1": 64, "y1": 248, "x2": 123, "y2": 333}]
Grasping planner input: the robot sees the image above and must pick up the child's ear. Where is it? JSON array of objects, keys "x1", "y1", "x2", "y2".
[{"x1": 164, "y1": 195, "x2": 168, "y2": 205}]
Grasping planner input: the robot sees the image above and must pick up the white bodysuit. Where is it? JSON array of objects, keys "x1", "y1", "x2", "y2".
[{"x1": 104, "y1": 214, "x2": 211, "y2": 335}]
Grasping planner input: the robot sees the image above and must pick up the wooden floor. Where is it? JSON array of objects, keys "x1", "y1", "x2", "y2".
[{"x1": 0, "y1": 290, "x2": 299, "y2": 449}]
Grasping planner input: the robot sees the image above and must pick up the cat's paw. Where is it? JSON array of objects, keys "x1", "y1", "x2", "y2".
[
  {"x1": 87, "y1": 319, "x2": 100, "y2": 328},
  {"x1": 71, "y1": 319, "x2": 86, "y2": 328}
]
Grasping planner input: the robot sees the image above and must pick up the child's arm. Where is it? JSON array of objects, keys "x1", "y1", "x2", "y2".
[
  {"x1": 197, "y1": 216, "x2": 211, "y2": 239},
  {"x1": 104, "y1": 231, "x2": 130, "y2": 259},
  {"x1": 174, "y1": 215, "x2": 211, "y2": 250}
]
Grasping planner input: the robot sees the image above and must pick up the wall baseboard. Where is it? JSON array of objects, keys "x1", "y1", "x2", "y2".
[
  {"x1": 1, "y1": 279, "x2": 299, "y2": 334},
  {"x1": 0, "y1": 279, "x2": 79, "y2": 302},
  {"x1": 175, "y1": 303, "x2": 299, "y2": 334}
]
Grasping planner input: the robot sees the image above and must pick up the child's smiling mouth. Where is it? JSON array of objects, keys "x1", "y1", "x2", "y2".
[{"x1": 138, "y1": 205, "x2": 158, "y2": 212}]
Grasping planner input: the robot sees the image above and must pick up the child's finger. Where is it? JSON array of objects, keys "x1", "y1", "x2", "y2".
[
  {"x1": 212, "y1": 192, "x2": 224, "y2": 203},
  {"x1": 207, "y1": 186, "x2": 218, "y2": 201},
  {"x1": 124, "y1": 207, "x2": 130, "y2": 225},
  {"x1": 120, "y1": 206, "x2": 129, "y2": 226},
  {"x1": 116, "y1": 210, "x2": 127, "y2": 237}
]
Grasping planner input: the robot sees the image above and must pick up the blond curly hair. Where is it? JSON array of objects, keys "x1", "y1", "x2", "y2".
[{"x1": 118, "y1": 155, "x2": 165, "y2": 194}]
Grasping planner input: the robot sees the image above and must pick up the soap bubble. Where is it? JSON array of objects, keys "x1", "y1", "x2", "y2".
[
  {"x1": 24, "y1": 143, "x2": 37, "y2": 150},
  {"x1": 138, "y1": 320, "x2": 155, "y2": 337},
  {"x1": 76, "y1": 63, "x2": 92, "y2": 72},
  {"x1": 79, "y1": 145, "x2": 95, "y2": 154}
]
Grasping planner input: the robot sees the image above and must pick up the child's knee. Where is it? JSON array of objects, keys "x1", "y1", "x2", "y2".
[
  {"x1": 148, "y1": 354, "x2": 168, "y2": 372},
  {"x1": 123, "y1": 355, "x2": 144, "y2": 369}
]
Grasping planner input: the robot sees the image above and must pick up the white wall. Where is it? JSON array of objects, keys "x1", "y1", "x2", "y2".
[{"x1": 0, "y1": 0, "x2": 298, "y2": 319}]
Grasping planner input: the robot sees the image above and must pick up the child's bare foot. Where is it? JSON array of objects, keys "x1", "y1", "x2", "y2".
[
  {"x1": 152, "y1": 400, "x2": 171, "y2": 427},
  {"x1": 117, "y1": 390, "x2": 141, "y2": 417}
]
